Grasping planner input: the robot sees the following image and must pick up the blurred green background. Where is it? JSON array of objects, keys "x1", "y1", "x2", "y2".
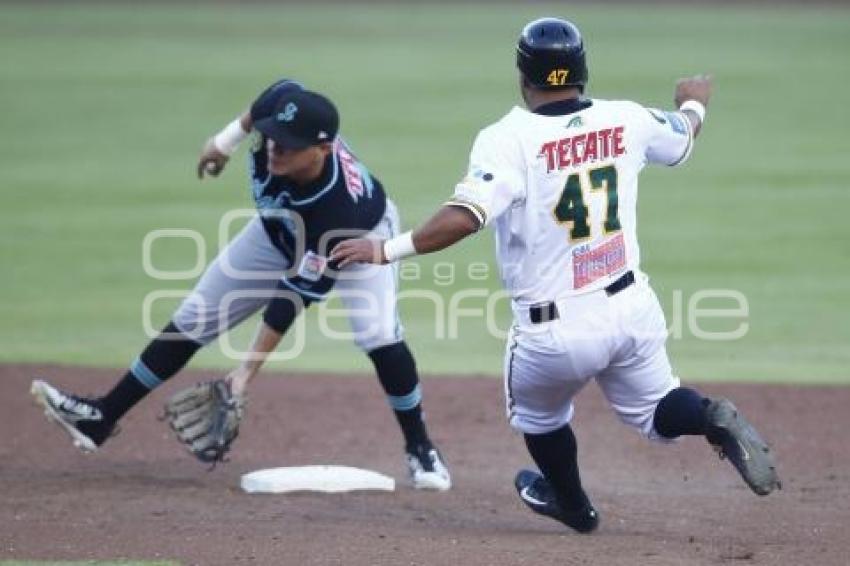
[{"x1": 1, "y1": 3, "x2": 848, "y2": 383}]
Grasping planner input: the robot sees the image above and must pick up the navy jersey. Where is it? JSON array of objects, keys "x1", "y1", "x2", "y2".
[{"x1": 247, "y1": 79, "x2": 387, "y2": 301}]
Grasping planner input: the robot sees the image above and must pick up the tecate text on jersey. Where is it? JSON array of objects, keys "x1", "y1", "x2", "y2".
[{"x1": 539, "y1": 125, "x2": 626, "y2": 172}]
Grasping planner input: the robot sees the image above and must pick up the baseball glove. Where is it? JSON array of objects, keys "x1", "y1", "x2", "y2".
[{"x1": 164, "y1": 380, "x2": 244, "y2": 464}]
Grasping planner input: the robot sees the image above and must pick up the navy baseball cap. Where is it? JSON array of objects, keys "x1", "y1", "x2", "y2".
[{"x1": 253, "y1": 89, "x2": 339, "y2": 149}]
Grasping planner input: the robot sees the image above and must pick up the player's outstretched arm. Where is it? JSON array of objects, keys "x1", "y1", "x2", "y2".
[
  {"x1": 330, "y1": 205, "x2": 479, "y2": 267},
  {"x1": 411, "y1": 205, "x2": 481, "y2": 255},
  {"x1": 196, "y1": 111, "x2": 253, "y2": 179},
  {"x1": 225, "y1": 320, "x2": 286, "y2": 397},
  {"x1": 675, "y1": 74, "x2": 712, "y2": 138},
  {"x1": 224, "y1": 291, "x2": 309, "y2": 395}
]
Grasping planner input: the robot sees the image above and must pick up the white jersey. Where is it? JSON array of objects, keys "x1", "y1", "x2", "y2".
[{"x1": 447, "y1": 98, "x2": 693, "y2": 306}]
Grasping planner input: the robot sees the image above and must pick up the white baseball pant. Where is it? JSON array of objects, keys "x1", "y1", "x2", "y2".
[{"x1": 504, "y1": 272, "x2": 680, "y2": 441}]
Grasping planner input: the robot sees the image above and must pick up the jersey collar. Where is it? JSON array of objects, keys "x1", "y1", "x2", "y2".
[
  {"x1": 532, "y1": 97, "x2": 593, "y2": 116},
  {"x1": 253, "y1": 150, "x2": 339, "y2": 208}
]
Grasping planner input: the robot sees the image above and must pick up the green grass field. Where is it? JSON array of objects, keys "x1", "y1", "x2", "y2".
[{"x1": 1, "y1": 3, "x2": 848, "y2": 383}]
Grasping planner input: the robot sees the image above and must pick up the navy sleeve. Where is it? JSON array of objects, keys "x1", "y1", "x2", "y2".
[{"x1": 250, "y1": 79, "x2": 306, "y2": 122}]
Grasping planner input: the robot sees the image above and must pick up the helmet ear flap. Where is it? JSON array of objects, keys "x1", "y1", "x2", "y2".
[{"x1": 516, "y1": 18, "x2": 588, "y2": 91}]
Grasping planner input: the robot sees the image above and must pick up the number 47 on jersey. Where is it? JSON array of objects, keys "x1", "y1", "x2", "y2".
[{"x1": 553, "y1": 164, "x2": 620, "y2": 241}]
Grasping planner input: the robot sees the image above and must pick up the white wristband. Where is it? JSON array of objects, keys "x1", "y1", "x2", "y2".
[
  {"x1": 213, "y1": 118, "x2": 249, "y2": 156},
  {"x1": 679, "y1": 100, "x2": 706, "y2": 123},
  {"x1": 383, "y1": 231, "x2": 417, "y2": 263}
]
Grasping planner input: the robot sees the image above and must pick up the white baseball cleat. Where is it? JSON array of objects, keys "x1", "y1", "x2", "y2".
[
  {"x1": 406, "y1": 444, "x2": 451, "y2": 491},
  {"x1": 30, "y1": 379, "x2": 112, "y2": 453}
]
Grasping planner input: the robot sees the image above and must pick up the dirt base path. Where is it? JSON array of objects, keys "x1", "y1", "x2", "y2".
[{"x1": 2, "y1": 364, "x2": 848, "y2": 565}]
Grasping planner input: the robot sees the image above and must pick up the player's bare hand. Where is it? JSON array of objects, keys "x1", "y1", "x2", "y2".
[
  {"x1": 675, "y1": 74, "x2": 712, "y2": 108},
  {"x1": 330, "y1": 238, "x2": 387, "y2": 268},
  {"x1": 197, "y1": 138, "x2": 230, "y2": 179}
]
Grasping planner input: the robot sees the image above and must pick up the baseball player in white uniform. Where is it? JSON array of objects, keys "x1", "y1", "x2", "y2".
[{"x1": 332, "y1": 17, "x2": 779, "y2": 532}]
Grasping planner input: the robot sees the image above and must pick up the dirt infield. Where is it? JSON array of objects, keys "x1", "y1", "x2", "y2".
[{"x1": 2, "y1": 364, "x2": 848, "y2": 565}]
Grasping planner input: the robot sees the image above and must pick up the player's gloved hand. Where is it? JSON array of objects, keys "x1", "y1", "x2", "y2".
[
  {"x1": 330, "y1": 238, "x2": 387, "y2": 268},
  {"x1": 164, "y1": 379, "x2": 245, "y2": 465},
  {"x1": 674, "y1": 74, "x2": 712, "y2": 108},
  {"x1": 197, "y1": 138, "x2": 230, "y2": 179}
]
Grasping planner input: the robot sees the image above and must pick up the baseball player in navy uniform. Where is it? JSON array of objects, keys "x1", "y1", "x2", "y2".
[
  {"x1": 332, "y1": 18, "x2": 779, "y2": 529},
  {"x1": 31, "y1": 79, "x2": 450, "y2": 490}
]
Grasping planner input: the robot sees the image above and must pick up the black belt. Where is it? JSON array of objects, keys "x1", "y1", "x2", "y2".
[{"x1": 529, "y1": 271, "x2": 635, "y2": 324}]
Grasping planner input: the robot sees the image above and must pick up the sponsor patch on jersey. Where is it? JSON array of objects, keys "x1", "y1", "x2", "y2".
[
  {"x1": 296, "y1": 250, "x2": 328, "y2": 282},
  {"x1": 572, "y1": 233, "x2": 626, "y2": 289},
  {"x1": 648, "y1": 108, "x2": 688, "y2": 136},
  {"x1": 664, "y1": 111, "x2": 688, "y2": 135}
]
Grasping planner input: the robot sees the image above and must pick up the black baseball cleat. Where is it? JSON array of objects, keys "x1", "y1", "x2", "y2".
[
  {"x1": 31, "y1": 379, "x2": 116, "y2": 452},
  {"x1": 514, "y1": 469, "x2": 599, "y2": 533},
  {"x1": 704, "y1": 398, "x2": 780, "y2": 496}
]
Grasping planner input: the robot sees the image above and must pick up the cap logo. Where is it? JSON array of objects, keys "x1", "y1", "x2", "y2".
[
  {"x1": 318, "y1": 131, "x2": 329, "y2": 140},
  {"x1": 547, "y1": 69, "x2": 569, "y2": 86},
  {"x1": 277, "y1": 102, "x2": 298, "y2": 122}
]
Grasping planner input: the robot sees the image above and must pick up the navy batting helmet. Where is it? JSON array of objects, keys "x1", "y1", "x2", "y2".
[{"x1": 516, "y1": 18, "x2": 588, "y2": 91}]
